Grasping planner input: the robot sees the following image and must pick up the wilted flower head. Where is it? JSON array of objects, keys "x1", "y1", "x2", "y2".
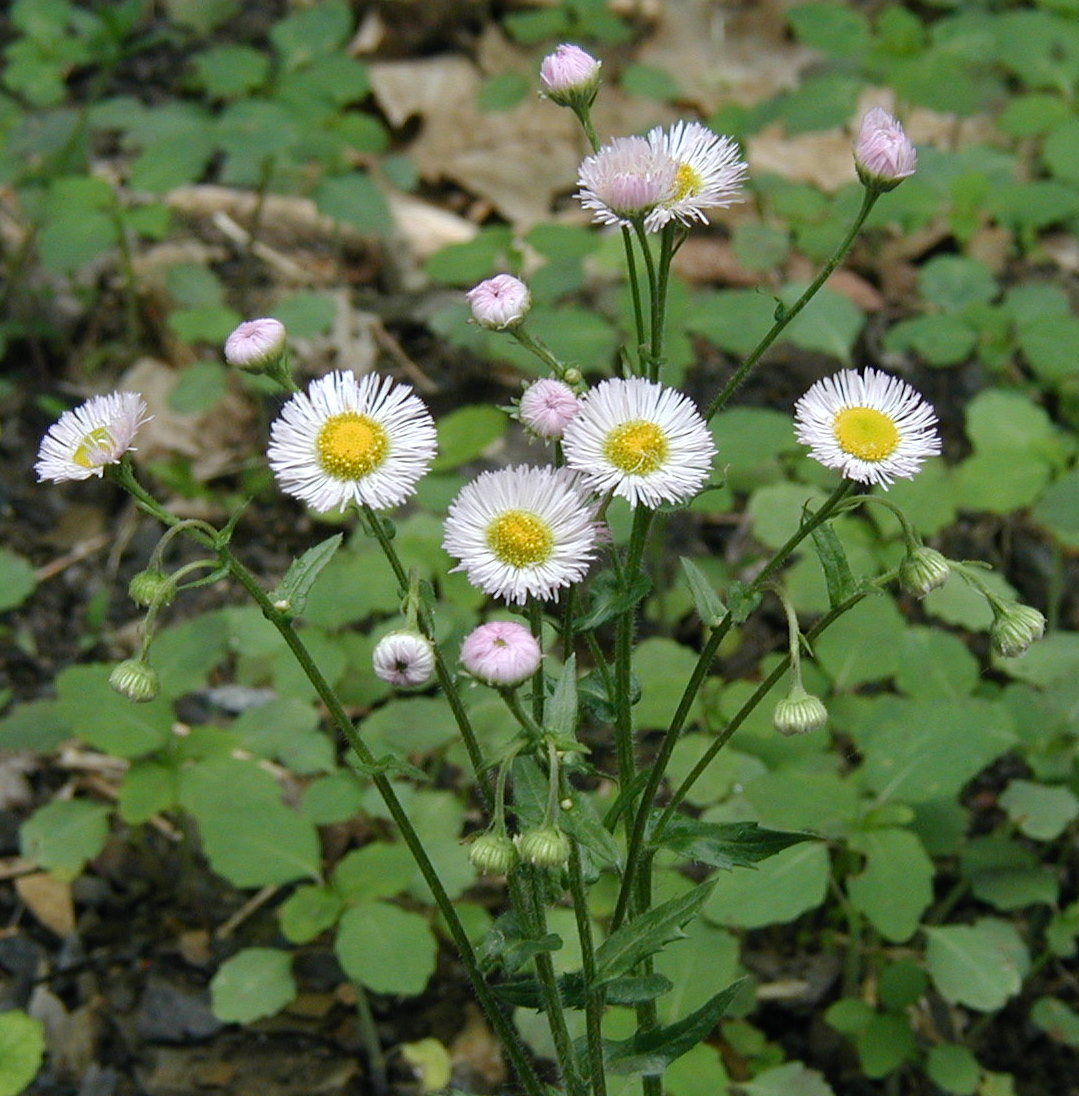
[
  {"x1": 990, "y1": 601, "x2": 1046, "y2": 659},
  {"x1": 540, "y1": 43, "x2": 601, "y2": 107},
  {"x1": 794, "y1": 368, "x2": 940, "y2": 488},
  {"x1": 35, "y1": 392, "x2": 149, "y2": 484},
  {"x1": 854, "y1": 107, "x2": 917, "y2": 191},
  {"x1": 460, "y1": 620, "x2": 542, "y2": 687},
  {"x1": 372, "y1": 631, "x2": 436, "y2": 687},
  {"x1": 644, "y1": 121, "x2": 747, "y2": 231},
  {"x1": 466, "y1": 274, "x2": 531, "y2": 330},
  {"x1": 519, "y1": 378, "x2": 580, "y2": 440},
  {"x1": 224, "y1": 318, "x2": 287, "y2": 373},
  {"x1": 577, "y1": 136, "x2": 677, "y2": 229}
]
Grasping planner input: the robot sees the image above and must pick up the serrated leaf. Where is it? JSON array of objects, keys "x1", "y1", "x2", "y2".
[
  {"x1": 809, "y1": 520, "x2": 858, "y2": 608},
  {"x1": 269, "y1": 534, "x2": 344, "y2": 616},
  {"x1": 653, "y1": 817, "x2": 814, "y2": 869},
  {"x1": 680, "y1": 558, "x2": 726, "y2": 626},
  {"x1": 594, "y1": 882, "x2": 716, "y2": 984},
  {"x1": 603, "y1": 980, "x2": 743, "y2": 1075}
]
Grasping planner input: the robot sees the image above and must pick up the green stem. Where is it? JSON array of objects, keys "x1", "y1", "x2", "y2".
[
  {"x1": 527, "y1": 599, "x2": 546, "y2": 727},
  {"x1": 704, "y1": 188, "x2": 880, "y2": 422},
  {"x1": 512, "y1": 326, "x2": 570, "y2": 376},
  {"x1": 353, "y1": 979, "x2": 388, "y2": 1096},
  {"x1": 113, "y1": 469, "x2": 545, "y2": 1096},
  {"x1": 648, "y1": 224, "x2": 677, "y2": 381},
  {"x1": 622, "y1": 226, "x2": 647, "y2": 371},
  {"x1": 612, "y1": 480, "x2": 856, "y2": 929},
  {"x1": 632, "y1": 222, "x2": 660, "y2": 376}
]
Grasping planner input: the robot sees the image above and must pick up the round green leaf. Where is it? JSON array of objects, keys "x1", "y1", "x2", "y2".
[
  {"x1": 703, "y1": 843, "x2": 829, "y2": 929},
  {"x1": 0, "y1": 549, "x2": 36, "y2": 612},
  {"x1": 0, "y1": 1009, "x2": 44, "y2": 1096},
  {"x1": 211, "y1": 948, "x2": 296, "y2": 1023},
  {"x1": 999, "y1": 779, "x2": 1079, "y2": 841},
  {"x1": 925, "y1": 919, "x2": 1029, "y2": 1011},
  {"x1": 335, "y1": 902, "x2": 437, "y2": 996},
  {"x1": 846, "y1": 828, "x2": 933, "y2": 943},
  {"x1": 926, "y1": 1044, "x2": 980, "y2": 1095},
  {"x1": 20, "y1": 798, "x2": 110, "y2": 881},
  {"x1": 1031, "y1": 996, "x2": 1079, "y2": 1048}
]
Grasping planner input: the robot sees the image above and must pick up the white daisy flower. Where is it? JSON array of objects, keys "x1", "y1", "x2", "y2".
[
  {"x1": 561, "y1": 378, "x2": 716, "y2": 508},
  {"x1": 794, "y1": 368, "x2": 941, "y2": 487},
  {"x1": 442, "y1": 466, "x2": 599, "y2": 605},
  {"x1": 576, "y1": 135, "x2": 677, "y2": 230},
  {"x1": 644, "y1": 121, "x2": 747, "y2": 231},
  {"x1": 267, "y1": 371, "x2": 437, "y2": 513},
  {"x1": 35, "y1": 391, "x2": 149, "y2": 483}
]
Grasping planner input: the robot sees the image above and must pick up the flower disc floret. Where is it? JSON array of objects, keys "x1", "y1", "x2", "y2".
[
  {"x1": 561, "y1": 378, "x2": 715, "y2": 508},
  {"x1": 460, "y1": 621, "x2": 542, "y2": 687},
  {"x1": 442, "y1": 466, "x2": 598, "y2": 605},
  {"x1": 794, "y1": 368, "x2": 940, "y2": 488},
  {"x1": 644, "y1": 121, "x2": 747, "y2": 230},
  {"x1": 267, "y1": 371, "x2": 436, "y2": 513},
  {"x1": 35, "y1": 392, "x2": 149, "y2": 483},
  {"x1": 576, "y1": 136, "x2": 677, "y2": 229}
]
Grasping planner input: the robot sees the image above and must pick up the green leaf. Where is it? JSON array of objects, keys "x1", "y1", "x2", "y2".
[
  {"x1": 654, "y1": 817, "x2": 814, "y2": 870},
  {"x1": 925, "y1": 1043, "x2": 980, "y2": 1094},
  {"x1": 168, "y1": 360, "x2": 227, "y2": 413},
  {"x1": 210, "y1": 948, "x2": 296, "y2": 1023},
  {"x1": 883, "y1": 314, "x2": 978, "y2": 367},
  {"x1": 895, "y1": 628, "x2": 980, "y2": 699},
  {"x1": 959, "y1": 836, "x2": 1058, "y2": 912},
  {"x1": 314, "y1": 172, "x2": 392, "y2": 236},
  {"x1": 809, "y1": 519, "x2": 858, "y2": 608},
  {"x1": 574, "y1": 571, "x2": 652, "y2": 631},
  {"x1": 190, "y1": 45, "x2": 269, "y2": 98},
  {"x1": 846, "y1": 828, "x2": 933, "y2": 943},
  {"x1": 335, "y1": 902, "x2": 436, "y2": 996},
  {"x1": 480, "y1": 911, "x2": 562, "y2": 974},
  {"x1": 603, "y1": 981, "x2": 743, "y2": 1076},
  {"x1": 0, "y1": 700, "x2": 70, "y2": 752},
  {"x1": 741, "y1": 1061, "x2": 836, "y2": 1096},
  {"x1": 1031, "y1": 997, "x2": 1079, "y2": 1048},
  {"x1": 198, "y1": 801, "x2": 321, "y2": 888},
  {"x1": 476, "y1": 71, "x2": 530, "y2": 111},
  {"x1": 856, "y1": 1012, "x2": 916, "y2": 1078},
  {"x1": 1033, "y1": 468, "x2": 1079, "y2": 548},
  {"x1": 781, "y1": 285, "x2": 863, "y2": 363},
  {"x1": 594, "y1": 882, "x2": 715, "y2": 984},
  {"x1": 680, "y1": 558, "x2": 726, "y2": 626},
  {"x1": 269, "y1": 534, "x2": 343, "y2": 617},
  {"x1": 0, "y1": 1009, "x2": 44, "y2": 1096},
  {"x1": 432, "y1": 405, "x2": 506, "y2": 472},
  {"x1": 917, "y1": 255, "x2": 997, "y2": 311},
  {"x1": 118, "y1": 761, "x2": 178, "y2": 824},
  {"x1": 815, "y1": 596, "x2": 906, "y2": 688},
  {"x1": 787, "y1": 2, "x2": 870, "y2": 57},
  {"x1": 545, "y1": 655, "x2": 579, "y2": 743},
  {"x1": 270, "y1": 0, "x2": 352, "y2": 67},
  {"x1": 620, "y1": 62, "x2": 683, "y2": 102},
  {"x1": 279, "y1": 884, "x2": 343, "y2": 943},
  {"x1": 703, "y1": 842, "x2": 830, "y2": 928},
  {"x1": 272, "y1": 291, "x2": 336, "y2": 338},
  {"x1": 559, "y1": 791, "x2": 623, "y2": 869},
  {"x1": 56, "y1": 664, "x2": 172, "y2": 758},
  {"x1": 333, "y1": 842, "x2": 415, "y2": 903},
  {"x1": 20, "y1": 799, "x2": 110, "y2": 881},
  {"x1": 999, "y1": 779, "x2": 1079, "y2": 841},
  {"x1": 925, "y1": 919, "x2": 1029, "y2": 1011},
  {"x1": 0, "y1": 548, "x2": 36, "y2": 611}
]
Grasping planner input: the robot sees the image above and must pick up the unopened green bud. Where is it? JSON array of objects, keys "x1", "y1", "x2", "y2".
[
  {"x1": 128, "y1": 568, "x2": 174, "y2": 607},
  {"x1": 773, "y1": 689, "x2": 828, "y2": 737},
  {"x1": 990, "y1": 601, "x2": 1046, "y2": 658},
  {"x1": 517, "y1": 825, "x2": 571, "y2": 868},
  {"x1": 109, "y1": 659, "x2": 160, "y2": 703},
  {"x1": 899, "y1": 546, "x2": 951, "y2": 598},
  {"x1": 468, "y1": 832, "x2": 518, "y2": 875}
]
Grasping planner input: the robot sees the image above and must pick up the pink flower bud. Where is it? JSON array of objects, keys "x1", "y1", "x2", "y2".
[
  {"x1": 540, "y1": 44, "x2": 601, "y2": 107},
  {"x1": 854, "y1": 107, "x2": 917, "y2": 191},
  {"x1": 519, "y1": 378, "x2": 580, "y2": 439},
  {"x1": 460, "y1": 621, "x2": 541, "y2": 687},
  {"x1": 224, "y1": 318, "x2": 288, "y2": 373},
  {"x1": 465, "y1": 275, "x2": 531, "y2": 330},
  {"x1": 372, "y1": 631, "x2": 436, "y2": 687}
]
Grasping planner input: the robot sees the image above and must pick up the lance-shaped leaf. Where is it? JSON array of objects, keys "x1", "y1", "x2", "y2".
[
  {"x1": 575, "y1": 570, "x2": 652, "y2": 631},
  {"x1": 810, "y1": 519, "x2": 858, "y2": 609},
  {"x1": 594, "y1": 881, "x2": 716, "y2": 984},
  {"x1": 269, "y1": 534, "x2": 344, "y2": 616},
  {"x1": 495, "y1": 971, "x2": 672, "y2": 1010},
  {"x1": 604, "y1": 980, "x2": 744, "y2": 1076},
  {"x1": 680, "y1": 557, "x2": 726, "y2": 626},
  {"x1": 652, "y1": 817, "x2": 815, "y2": 870},
  {"x1": 546, "y1": 655, "x2": 579, "y2": 742},
  {"x1": 559, "y1": 789, "x2": 623, "y2": 869}
]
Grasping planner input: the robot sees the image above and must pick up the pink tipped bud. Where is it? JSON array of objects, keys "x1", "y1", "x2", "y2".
[
  {"x1": 460, "y1": 621, "x2": 542, "y2": 687},
  {"x1": 372, "y1": 631, "x2": 436, "y2": 687},
  {"x1": 854, "y1": 107, "x2": 917, "y2": 191},
  {"x1": 466, "y1": 275, "x2": 531, "y2": 330},
  {"x1": 540, "y1": 44, "x2": 601, "y2": 108},
  {"x1": 224, "y1": 318, "x2": 287, "y2": 373},
  {"x1": 519, "y1": 379, "x2": 580, "y2": 440}
]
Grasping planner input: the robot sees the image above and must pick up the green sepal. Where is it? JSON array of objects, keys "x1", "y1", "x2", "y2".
[{"x1": 269, "y1": 533, "x2": 344, "y2": 617}]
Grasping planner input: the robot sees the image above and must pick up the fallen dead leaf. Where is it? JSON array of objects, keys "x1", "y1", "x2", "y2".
[
  {"x1": 15, "y1": 872, "x2": 76, "y2": 936},
  {"x1": 449, "y1": 1003, "x2": 507, "y2": 1089}
]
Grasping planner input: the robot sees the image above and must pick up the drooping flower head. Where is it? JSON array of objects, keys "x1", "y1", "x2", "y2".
[
  {"x1": 854, "y1": 107, "x2": 917, "y2": 191},
  {"x1": 518, "y1": 378, "x2": 580, "y2": 440},
  {"x1": 540, "y1": 44, "x2": 601, "y2": 108},
  {"x1": 576, "y1": 136, "x2": 677, "y2": 229},
  {"x1": 224, "y1": 318, "x2": 287, "y2": 373},
  {"x1": 267, "y1": 371, "x2": 437, "y2": 513},
  {"x1": 644, "y1": 121, "x2": 747, "y2": 231},
  {"x1": 466, "y1": 274, "x2": 531, "y2": 330},
  {"x1": 460, "y1": 620, "x2": 542, "y2": 687},
  {"x1": 794, "y1": 368, "x2": 940, "y2": 488},
  {"x1": 561, "y1": 378, "x2": 716, "y2": 508},
  {"x1": 35, "y1": 391, "x2": 150, "y2": 483},
  {"x1": 443, "y1": 466, "x2": 599, "y2": 605},
  {"x1": 372, "y1": 631, "x2": 436, "y2": 687}
]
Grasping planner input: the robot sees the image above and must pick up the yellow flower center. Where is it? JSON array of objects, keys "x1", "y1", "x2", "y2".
[
  {"x1": 833, "y1": 407, "x2": 900, "y2": 462},
  {"x1": 603, "y1": 420, "x2": 668, "y2": 476},
  {"x1": 486, "y1": 510, "x2": 553, "y2": 568},
  {"x1": 316, "y1": 412, "x2": 389, "y2": 479},
  {"x1": 673, "y1": 162, "x2": 703, "y2": 200},
  {"x1": 73, "y1": 426, "x2": 115, "y2": 468}
]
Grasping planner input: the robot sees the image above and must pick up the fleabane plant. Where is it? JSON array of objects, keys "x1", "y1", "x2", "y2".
[{"x1": 35, "y1": 45, "x2": 1049, "y2": 1096}]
